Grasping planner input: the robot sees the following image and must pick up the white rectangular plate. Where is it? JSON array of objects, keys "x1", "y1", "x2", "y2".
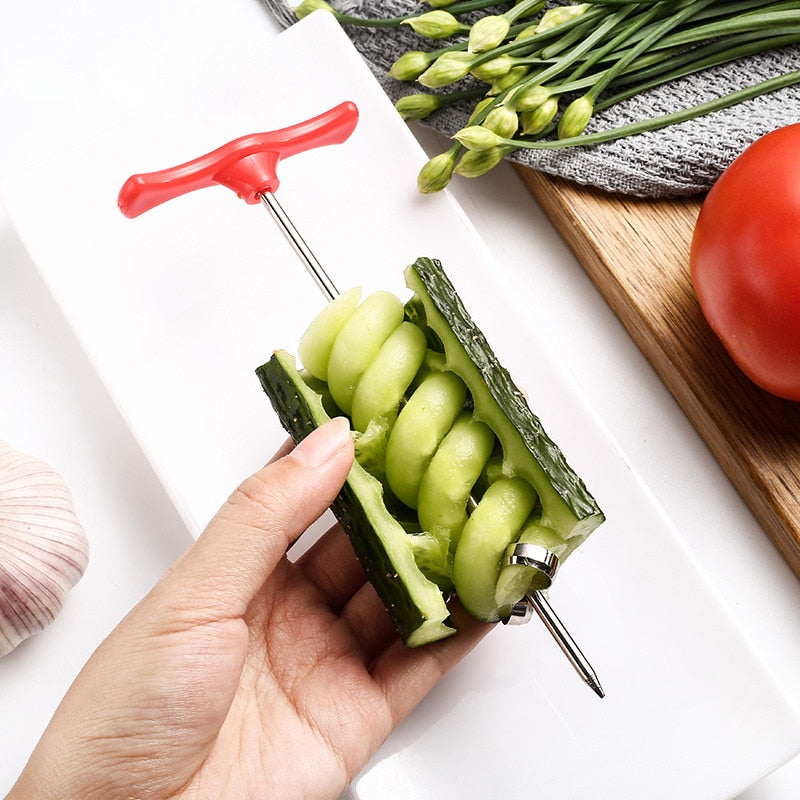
[{"x1": 2, "y1": 8, "x2": 799, "y2": 799}]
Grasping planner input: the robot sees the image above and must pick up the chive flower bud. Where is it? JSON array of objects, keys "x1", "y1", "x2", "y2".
[
  {"x1": 395, "y1": 93, "x2": 443, "y2": 121},
  {"x1": 401, "y1": 11, "x2": 465, "y2": 39},
  {"x1": 294, "y1": 0, "x2": 334, "y2": 19},
  {"x1": 521, "y1": 97, "x2": 559, "y2": 135},
  {"x1": 418, "y1": 52, "x2": 474, "y2": 88},
  {"x1": 536, "y1": 3, "x2": 590, "y2": 34},
  {"x1": 467, "y1": 96, "x2": 496, "y2": 124},
  {"x1": 512, "y1": 84, "x2": 551, "y2": 112},
  {"x1": 453, "y1": 125, "x2": 505, "y2": 151},
  {"x1": 470, "y1": 54, "x2": 514, "y2": 82},
  {"x1": 455, "y1": 147, "x2": 507, "y2": 178},
  {"x1": 484, "y1": 105, "x2": 519, "y2": 139},
  {"x1": 558, "y1": 95, "x2": 594, "y2": 138},
  {"x1": 389, "y1": 50, "x2": 437, "y2": 81},
  {"x1": 468, "y1": 15, "x2": 511, "y2": 53},
  {"x1": 513, "y1": 24, "x2": 539, "y2": 42},
  {"x1": 418, "y1": 149, "x2": 458, "y2": 193},
  {"x1": 489, "y1": 66, "x2": 529, "y2": 95}
]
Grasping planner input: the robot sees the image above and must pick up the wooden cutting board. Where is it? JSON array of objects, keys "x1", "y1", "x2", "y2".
[{"x1": 515, "y1": 166, "x2": 800, "y2": 581}]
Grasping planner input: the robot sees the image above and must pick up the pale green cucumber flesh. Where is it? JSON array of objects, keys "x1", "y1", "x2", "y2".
[{"x1": 453, "y1": 476, "x2": 538, "y2": 622}]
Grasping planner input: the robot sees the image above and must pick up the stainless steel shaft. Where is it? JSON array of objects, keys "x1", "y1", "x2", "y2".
[{"x1": 260, "y1": 189, "x2": 604, "y2": 698}]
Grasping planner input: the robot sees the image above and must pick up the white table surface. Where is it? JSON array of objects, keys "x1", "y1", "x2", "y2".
[{"x1": 2, "y1": 2, "x2": 800, "y2": 798}]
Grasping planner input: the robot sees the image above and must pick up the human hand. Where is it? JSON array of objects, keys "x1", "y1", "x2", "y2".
[{"x1": 8, "y1": 418, "x2": 488, "y2": 800}]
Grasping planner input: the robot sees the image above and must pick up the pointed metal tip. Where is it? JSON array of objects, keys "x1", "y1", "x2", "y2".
[
  {"x1": 526, "y1": 591, "x2": 605, "y2": 699},
  {"x1": 587, "y1": 675, "x2": 606, "y2": 699}
]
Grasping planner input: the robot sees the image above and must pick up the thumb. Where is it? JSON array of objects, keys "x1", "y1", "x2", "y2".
[{"x1": 166, "y1": 417, "x2": 354, "y2": 618}]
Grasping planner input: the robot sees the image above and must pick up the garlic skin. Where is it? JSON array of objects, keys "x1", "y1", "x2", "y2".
[{"x1": 0, "y1": 441, "x2": 89, "y2": 657}]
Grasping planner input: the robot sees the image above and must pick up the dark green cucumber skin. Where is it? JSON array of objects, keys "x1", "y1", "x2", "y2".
[
  {"x1": 256, "y1": 351, "x2": 453, "y2": 647},
  {"x1": 407, "y1": 257, "x2": 604, "y2": 543}
]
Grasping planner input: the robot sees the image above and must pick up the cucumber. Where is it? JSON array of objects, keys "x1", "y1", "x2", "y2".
[
  {"x1": 453, "y1": 477, "x2": 538, "y2": 622},
  {"x1": 405, "y1": 257, "x2": 604, "y2": 551},
  {"x1": 256, "y1": 257, "x2": 604, "y2": 644},
  {"x1": 299, "y1": 287, "x2": 361, "y2": 381},
  {"x1": 256, "y1": 350, "x2": 455, "y2": 647}
]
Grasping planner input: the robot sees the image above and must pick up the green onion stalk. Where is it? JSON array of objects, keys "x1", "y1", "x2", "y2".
[{"x1": 293, "y1": 0, "x2": 800, "y2": 192}]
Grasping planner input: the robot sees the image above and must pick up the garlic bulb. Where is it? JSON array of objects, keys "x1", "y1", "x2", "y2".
[{"x1": 0, "y1": 440, "x2": 89, "y2": 657}]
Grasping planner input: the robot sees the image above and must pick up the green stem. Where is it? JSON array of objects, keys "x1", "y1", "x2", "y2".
[
  {"x1": 508, "y1": 69, "x2": 800, "y2": 150},
  {"x1": 533, "y1": 27, "x2": 800, "y2": 98},
  {"x1": 504, "y1": 0, "x2": 547, "y2": 25},
  {"x1": 555, "y1": 3, "x2": 800, "y2": 75},
  {"x1": 566, "y1": 1, "x2": 661, "y2": 83},
  {"x1": 504, "y1": 7, "x2": 632, "y2": 106},
  {"x1": 608, "y1": 1, "x2": 800, "y2": 52},
  {"x1": 408, "y1": 14, "x2": 580, "y2": 75},
  {"x1": 607, "y1": 29, "x2": 800, "y2": 93},
  {"x1": 328, "y1": 0, "x2": 507, "y2": 28},
  {"x1": 522, "y1": 1, "x2": 793, "y2": 102},
  {"x1": 660, "y1": 9, "x2": 800, "y2": 48},
  {"x1": 465, "y1": 4, "x2": 609, "y2": 69},
  {"x1": 678, "y1": 0, "x2": 800, "y2": 25},
  {"x1": 538, "y1": 7, "x2": 616, "y2": 59},
  {"x1": 588, "y1": 0, "x2": 684, "y2": 4},
  {"x1": 432, "y1": 86, "x2": 488, "y2": 108},
  {"x1": 585, "y1": 0, "x2": 717, "y2": 101}
]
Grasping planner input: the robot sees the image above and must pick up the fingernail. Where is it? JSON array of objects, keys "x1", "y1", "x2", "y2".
[{"x1": 291, "y1": 417, "x2": 352, "y2": 468}]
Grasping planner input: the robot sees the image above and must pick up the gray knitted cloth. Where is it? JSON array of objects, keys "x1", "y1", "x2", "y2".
[{"x1": 262, "y1": 1, "x2": 800, "y2": 197}]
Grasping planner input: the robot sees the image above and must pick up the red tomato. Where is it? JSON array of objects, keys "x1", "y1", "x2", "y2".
[{"x1": 690, "y1": 123, "x2": 800, "y2": 402}]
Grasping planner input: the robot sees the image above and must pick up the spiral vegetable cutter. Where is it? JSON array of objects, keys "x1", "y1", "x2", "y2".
[{"x1": 118, "y1": 101, "x2": 603, "y2": 698}]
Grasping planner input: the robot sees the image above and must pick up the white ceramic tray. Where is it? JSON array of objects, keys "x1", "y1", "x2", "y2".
[{"x1": 2, "y1": 9, "x2": 799, "y2": 800}]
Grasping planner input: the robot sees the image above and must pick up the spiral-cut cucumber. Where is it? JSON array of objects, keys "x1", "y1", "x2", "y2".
[
  {"x1": 257, "y1": 257, "x2": 604, "y2": 640},
  {"x1": 257, "y1": 350, "x2": 454, "y2": 647}
]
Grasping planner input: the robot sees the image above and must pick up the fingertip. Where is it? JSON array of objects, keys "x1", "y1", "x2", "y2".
[{"x1": 289, "y1": 417, "x2": 354, "y2": 470}]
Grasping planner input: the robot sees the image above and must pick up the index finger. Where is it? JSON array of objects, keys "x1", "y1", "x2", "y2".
[{"x1": 162, "y1": 418, "x2": 354, "y2": 620}]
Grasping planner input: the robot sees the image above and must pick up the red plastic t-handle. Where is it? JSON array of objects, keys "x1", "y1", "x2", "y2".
[{"x1": 118, "y1": 101, "x2": 359, "y2": 218}]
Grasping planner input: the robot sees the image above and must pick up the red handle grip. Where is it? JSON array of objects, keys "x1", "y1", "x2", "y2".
[{"x1": 118, "y1": 101, "x2": 359, "y2": 218}]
